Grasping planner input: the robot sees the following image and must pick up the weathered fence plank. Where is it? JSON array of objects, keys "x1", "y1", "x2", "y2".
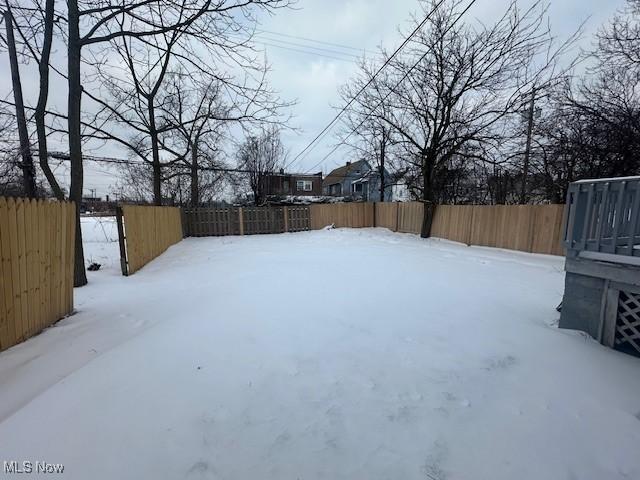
[
  {"x1": 0, "y1": 197, "x2": 75, "y2": 353},
  {"x1": 183, "y1": 206, "x2": 311, "y2": 237}
]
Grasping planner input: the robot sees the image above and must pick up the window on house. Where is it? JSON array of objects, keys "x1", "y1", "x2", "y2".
[
  {"x1": 296, "y1": 180, "x2": 313, "y2": 192},
  {"x1": 352, "y1": 183, "x2": 363, "y2": 193},
  {"x1": 283, "y1": 180, "x2": 289, "y2": 192}
]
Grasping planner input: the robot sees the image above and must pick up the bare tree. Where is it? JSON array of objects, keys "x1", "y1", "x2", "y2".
[
  {"x1": 237, "y1": 126, "x2": 286, "y2": 205},
  {"x1": 338, "y1": 60, "x2": 396, "y2": 202},
  {"x1": 161, "y1": 76, "x2": 230, "y2": 207},
  {"x1": 358, "y1": 0, "x2": 578, "y2": 236},
  {"x1": 598, "y1": 0, "x2": 640, "y2": 69},
  {"x1": 60, "y1": 0, "x2": 293, "y2": 286},
  {"x1": 1, "y1": 4, "x2": 36, "y2": 197},
  {"x1": 532, "y1": 1, "x2": 640, "y2": 198}
]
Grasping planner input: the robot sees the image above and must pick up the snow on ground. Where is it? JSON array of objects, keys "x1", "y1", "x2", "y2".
[{"x1": 1, "y1": 221, "x2": 640, "y2": 480}]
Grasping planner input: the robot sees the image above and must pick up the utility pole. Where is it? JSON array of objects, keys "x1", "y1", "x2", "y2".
[
  {"x1": 520, "y1": 86, "x2": 536, "y2": 205},
  {"x1": 379, "y1": 128, "x2": 386, "y2": 202},
  {"x1": 4, "y1": 7, "x2": 37, "y2": 197}
]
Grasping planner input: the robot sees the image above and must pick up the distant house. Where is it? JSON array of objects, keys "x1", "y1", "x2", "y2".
[
  {"x1": 323, "y1": 160, "x2": 392, "y2": 201},
  {"x1": 264, "y1": 170, "x2": 323, "y2": 197}
]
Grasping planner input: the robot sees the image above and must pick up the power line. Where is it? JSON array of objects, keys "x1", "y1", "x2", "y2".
[
  {"x1": 253, "y1": 40, "x2": 361, "y2": 63},
  {"x1": 20, "y1": 152, "x2": 367, "y2": 182},
  {"x1": 255, "y1": 29, "x2": 379, "y2": 56},
  {"x1": 284, "y1": 0, "x2": 448, "y2": 173},
  {"x1": 301, "y1": 0, "x2": 479, "y2": 175},
  {"x1": 230, "y1": 31, "x2": 378, "y2": 61}
]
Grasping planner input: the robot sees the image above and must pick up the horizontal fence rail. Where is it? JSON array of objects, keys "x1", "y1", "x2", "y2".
[
  {"x1": 0, "y1": 197, "x2": 76, "y2": 352},
  {"x1": 564, "y1": 177, "x2": 640, "y2": 257},
  {"x1": 183, "y1": 206, "x2": 310, "y2": 237},
  {"x1": 117, "y1": 205, "x2": 183, "y2": 275}
]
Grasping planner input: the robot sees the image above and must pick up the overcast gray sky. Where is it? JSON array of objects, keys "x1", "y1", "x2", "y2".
[
  {"x1": 261, "y1": 0, "x2": 625, "y2": 177},
  {"x1": 0, "y1": 0, "x2": 627, "y2": 198}
]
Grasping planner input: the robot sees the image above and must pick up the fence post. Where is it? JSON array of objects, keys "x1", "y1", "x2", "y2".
[
  {"x1": 395, "y1": 202, "x2": 400, "y2": 232},
  {"x1": 283, "y1": 206, "x2": 289, "y2": 233},
  {"x1": 115, "y1": 206, "x2": 129, "y2": 276},
  {"x1": 238, "y1": 207, "x2": 244, "y2": 235}
]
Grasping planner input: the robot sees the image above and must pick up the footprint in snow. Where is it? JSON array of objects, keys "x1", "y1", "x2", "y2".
[
  {"x1": 187, "y1": 460, "x2": 216, "y2": 478},
  {"x1": 422, "y1": 439, "x2": 449, "y2": 480},
  {"x1": 484, "y1": 355, "x2": 517, "y2": 371}
]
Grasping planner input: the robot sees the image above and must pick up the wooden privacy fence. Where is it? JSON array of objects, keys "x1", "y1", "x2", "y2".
[
  {"x1": 375, "y1": 202, "x2": 424, "y2": 234},
  {"x1": 0, "y1": 197, "x2": 75, "y2": 352},
  {"x1": 431, "y1": 204, "x2": 566, "y2": 255},
  {"x1": 309, "y1": 203, "x2": 374, "y2": 229},
  {"x1": 317, "y1": 201, "x2": 565, "y2": 255},
  {"x1": 117, "y1": 205, "x2": 183, "y2": 275},
  {"x1": 183, "y1": 206, "x2": 310, "y2": 237},
  {"x1": 130, "y1": 202, "x2": 564, "y2": 273}
]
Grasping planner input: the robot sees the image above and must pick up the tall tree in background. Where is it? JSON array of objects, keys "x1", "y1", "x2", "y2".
[
  {"x1": 1, "y1": 5, "x2": 36, "y2": 197},
  {"x1": 63, "y1": 0, "x2": 292, "y2": 286},
  {"x1": 529, "y1": 0, "x2": 640, "y2": 201},
  {"x1": 338, "y1": 61, "x2": 395, "y2": 202},
  {"x1": 162, "y1": 76, "x2": 229, "y2": 207},
  {"x1": 0, "y1": 0, "x2": 65, "y2": 199},
  {"x1": 237, "y1": 127, "x2": 286, "y2": 205},
  {"x1": 341, "y1": 0, "x2": 577, "y2": 236}
]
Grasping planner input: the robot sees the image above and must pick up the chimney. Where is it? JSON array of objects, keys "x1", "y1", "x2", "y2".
[
  {"x1": 279, "y1": 168, "x2": 284, "y2": 174},
  {"x1": 346, "y1": 161, "x2": 351, "y2": 166}
]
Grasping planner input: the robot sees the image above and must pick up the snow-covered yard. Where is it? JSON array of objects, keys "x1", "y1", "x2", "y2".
[{"x1": 1, "y1": 219, "x2": 639, "y2": 480}]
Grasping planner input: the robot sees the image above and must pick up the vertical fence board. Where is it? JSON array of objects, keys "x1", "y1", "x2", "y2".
[
  {"x1": 119, "y1": 205, "x2": 183, "y2": 275},
  {"x1": 430, "y1": 204, "x2": 565, "y2": 255},
  {"x1": 0, "y1": 197, "x2": 76, "y2": 353},
  {"x1": 16, "y1": 199, "x2": 28, "y2": 341},
  {"x1": 183, "y1": 202, "x2": 564, "y2": 256},
  {"x1": 0, "y1": 198, "x2": 9, "y2": 349}
]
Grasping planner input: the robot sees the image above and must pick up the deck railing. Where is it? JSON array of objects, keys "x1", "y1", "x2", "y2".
[{"x1": 564, "y1": 176, "x2": 640, "y2": 257}]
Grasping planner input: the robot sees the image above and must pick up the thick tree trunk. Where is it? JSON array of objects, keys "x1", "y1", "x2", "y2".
[
  {"x1": 5, "y1": 9, "x2": 37, "y2": 197},
  {"x1": 420, "y1": 162, "x2": 436, "y2": 238},
  {"x1": 190, "y1": 141, "x2": 199, "y2": 208},
  {"x1": 148, "y1": 102, "x2": 162, "y2": 205},
  {"x1": 35, "y1": 0, "x2": 64, "y2": 200},
  {"x1": 68, "y1": 0, "x2": 87, "y2": 287},
  {"x1": 421, "y1": 203, "x2": 436, "y2": 238}
]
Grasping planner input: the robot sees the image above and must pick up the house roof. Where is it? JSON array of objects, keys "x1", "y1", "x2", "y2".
[
  {"x1": 323, "y1": 160, "x2": 370, "y2": 186},
  {"x1": 266, "y1": 171, "x2": 322, "y2": 178}
]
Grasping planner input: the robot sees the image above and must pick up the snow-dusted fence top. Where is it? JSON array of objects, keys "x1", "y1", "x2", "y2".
[
  {"x1": 183, "y1": 206, "x2": 310, "y2": 237},
  {"x1": 563, "y1": 176, "x2": 640, "y2": 257},
  {"x1": 116, "y1": 205, "x2": 183, "y2": 276},
  {"x1": 0, "y1": 197, "x2": 76, "y2": 352}
]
